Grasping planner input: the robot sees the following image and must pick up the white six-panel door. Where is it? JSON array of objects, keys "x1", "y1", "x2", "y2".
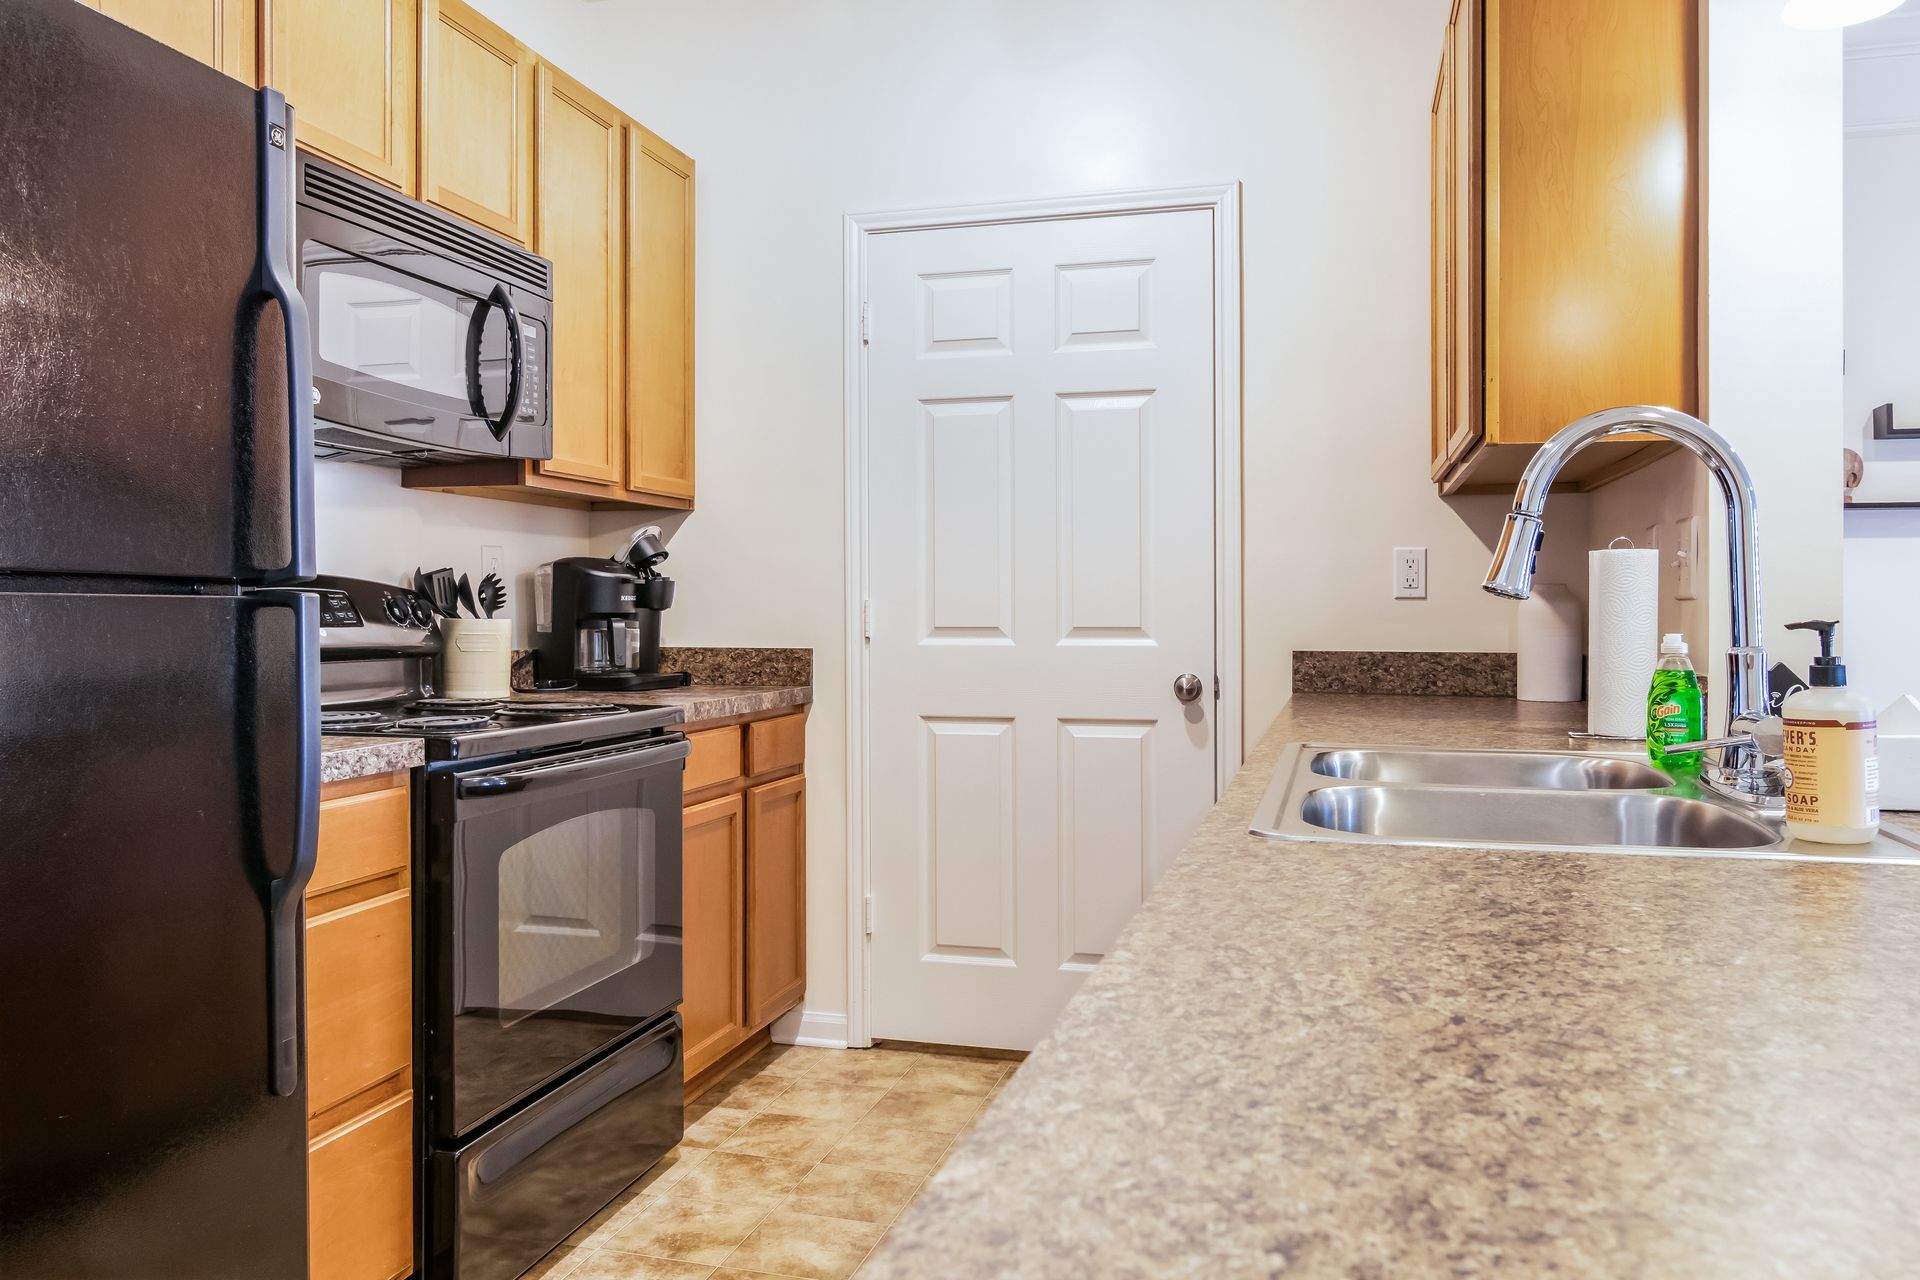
[{"x1": 865, "y1": 208, "x2": 1217, "y2": 1050}]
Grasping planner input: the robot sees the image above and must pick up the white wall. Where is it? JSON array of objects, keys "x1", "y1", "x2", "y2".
[
  {"x1": 314, "y1": 461, "x2": 589, "y2": 647},
  {"x1": 1837, "y1": 8, "x2": 1920, "y2": 715},
  {"x1": 464, "y1": 0, "x2": 1588, "y2": 1037},
  {"x1": 426, "y1": 0, "x2": 1858, "y2": 1035},
  {"x1": 1701, "y1": 0, "x2": 1846, "y2": 681}
]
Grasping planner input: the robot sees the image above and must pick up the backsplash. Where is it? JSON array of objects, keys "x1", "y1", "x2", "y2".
[
  {"x1": 1293, "y1": 650, "x2": 1516, "y2": 697},
  {"x1": 510, "y1": 646, "x2": 813, "y2": 691}
]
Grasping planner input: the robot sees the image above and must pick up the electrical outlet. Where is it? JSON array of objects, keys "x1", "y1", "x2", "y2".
[
  {"x1": 1393, "y1": 547, "x2": 1427, "y2": 599},
  {"x1": 481, "y1": 545, "x2": 505, "y2": 579}
]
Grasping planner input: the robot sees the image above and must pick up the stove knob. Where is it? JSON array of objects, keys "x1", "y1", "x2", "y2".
[
  {"x1": 409, "y1": 597, "x2": 434, "y2": 628},
  {"x1": 383, "y1": 596, "x2": 409, "y2": 625}
]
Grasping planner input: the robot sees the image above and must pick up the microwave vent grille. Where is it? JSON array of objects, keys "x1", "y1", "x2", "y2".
[{"x1": 301, "y1": 162, "x2": 551, "y2": 296}]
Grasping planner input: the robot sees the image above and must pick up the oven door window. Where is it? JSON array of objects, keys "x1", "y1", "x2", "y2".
[
  {"x1": 448, "y1": 750, "x2": 684, "y2": 1135},
  {"x1": 493, "y1": 805, "x2": 652, "y2": 1025},
  {"x1": 304, "y1": 241, "x2": 526, "y2": 421}
]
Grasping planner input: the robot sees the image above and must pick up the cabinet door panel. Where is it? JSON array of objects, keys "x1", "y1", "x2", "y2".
[
  {"x1": 306, "y1": 890, "x2": 412, "y2": 1117},
  {"x1": 266, "y1": 0, "x2": 416, "y2": 191},
  {"x1": 309, "y1": 1091, "x2": 413, "y2": 1280},
  {"x1": 1447, "y1": 0, "x2": 1481, "y2": 463},
  {"x1": 93, "y1": 0, "x2": 256, "y2": 81},
  {"x1": 1430, "y1": 40, "x2": 1454, "y2": 477},
  {"x1": 536, "y1": 64, "x2": 624, "y2": 484},
  {"x1": 422, "y1": 0, "x2": 533, "y2": 243},
  {"x1": 746, "y1": 775, "x2": 806, "y2": 1028},
  {"x1": 682, "y1": 794, "x2": 748, "y2": 1078},
  {"x1": 626, "y1": 124, "x2": 696, "y2": 500}
]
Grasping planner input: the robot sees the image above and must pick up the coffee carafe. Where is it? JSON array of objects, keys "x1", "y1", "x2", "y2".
[{"x1": 533, "y1": 529, "x2": 679, "y2": 689}]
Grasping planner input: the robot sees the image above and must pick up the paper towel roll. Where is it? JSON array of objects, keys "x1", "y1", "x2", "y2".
[
  {"x1": 1517, "y1": 583, "x2": 1583, "y2": 702},
  {"x1": 1588, "y1": 547, "x2": 1659, "y2": 737}
]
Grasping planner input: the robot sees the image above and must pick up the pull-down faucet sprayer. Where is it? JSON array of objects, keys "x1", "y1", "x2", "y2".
[{"x1": 1481, "y1": 405, "x2": 1788, "y2": 811}]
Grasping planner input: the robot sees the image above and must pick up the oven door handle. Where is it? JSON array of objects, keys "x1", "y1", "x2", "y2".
[{"x1": 456, "y1": 735, "x2": 691, "y2": 799}]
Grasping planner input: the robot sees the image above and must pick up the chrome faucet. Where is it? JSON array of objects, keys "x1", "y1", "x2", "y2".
[{"x1": 1481, "y1": 405, "x2": 1788, "y2": 812}]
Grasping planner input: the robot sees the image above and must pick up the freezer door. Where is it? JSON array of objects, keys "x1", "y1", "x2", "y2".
[
  {"x1": 0, "y1": 590, "x2": 320, "y2": 1279},
  {"x1": 0, "y1": 0, "x2": 313, "y2": 583}
]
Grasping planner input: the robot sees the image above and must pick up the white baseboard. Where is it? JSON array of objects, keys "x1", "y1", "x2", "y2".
[{"x1": 771, "y1": 1007, "x2": 849, "y2": 1049}]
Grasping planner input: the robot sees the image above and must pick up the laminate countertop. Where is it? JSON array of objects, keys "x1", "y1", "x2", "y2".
[
  {"x1": 320, "y1": 735, "x2": 423, "y2": 784},
  {"x1": 862, "y1": 694, "x2": 1920, "y2": 1279}
]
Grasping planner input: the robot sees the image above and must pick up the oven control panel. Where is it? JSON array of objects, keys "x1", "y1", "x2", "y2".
[{"x1": 309, "y1": 575, "x2": 442, "y2": 653}]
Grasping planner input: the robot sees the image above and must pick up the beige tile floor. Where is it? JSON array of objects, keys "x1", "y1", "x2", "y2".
[{"x1": 527, "y1": 1043, "x2": 1018, "y2": 1280}]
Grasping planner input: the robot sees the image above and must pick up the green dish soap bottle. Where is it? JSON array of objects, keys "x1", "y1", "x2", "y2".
[{"x1": 1648, "y1": 633, "x2": 1705, "y2": 774}]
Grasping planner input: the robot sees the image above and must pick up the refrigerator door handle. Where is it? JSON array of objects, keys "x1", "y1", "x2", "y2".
[
  {"x1": 466, "y1": 282, "x2": 526, "y2": 441},
  {"x1": 251, "y1": 589, "x2": 322, "y2": 1097},
  {"x1": 254, "y1": 88, "x2": 315, "y2": 585}
]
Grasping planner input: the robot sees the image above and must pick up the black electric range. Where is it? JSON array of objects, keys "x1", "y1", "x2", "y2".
[{"x1": 307, "y1": 575, "x2": 688, "y2": 1280}]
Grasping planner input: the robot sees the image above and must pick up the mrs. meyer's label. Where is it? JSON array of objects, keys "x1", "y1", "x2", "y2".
[{"x1": 1783, "y1": 717, "x2": 1880, "y2": 827}]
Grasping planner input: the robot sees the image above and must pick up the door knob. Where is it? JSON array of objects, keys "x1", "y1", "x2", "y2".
[{"x1": 1173, "y1": 673, "x2": 1204, "y2": 704}]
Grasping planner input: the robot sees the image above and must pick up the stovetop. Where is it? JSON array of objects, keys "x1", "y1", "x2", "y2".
[{"x1": 320, "y1": 696, "x2": 684, "y2": 760}]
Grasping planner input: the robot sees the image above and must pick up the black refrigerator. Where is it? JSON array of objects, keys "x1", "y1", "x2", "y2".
[{"x1": 0, "y1": 2, "x2": 320, "y2": 1277}]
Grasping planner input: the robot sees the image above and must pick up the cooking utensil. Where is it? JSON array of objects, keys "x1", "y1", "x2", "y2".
[
  {"x1": 425, "y1": 567, "x2": 459, "y2": 618},
  {"x1": 456, "y1": 573, "x2": 478, "y2": 619},
  {"x1": 477, "y1": 571, "x2": 507, "y2": 619}
]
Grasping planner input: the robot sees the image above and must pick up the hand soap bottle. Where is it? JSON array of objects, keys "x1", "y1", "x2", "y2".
[
  {"x1": 1647, "y1": 633, "x2": 1704, "y2": 774},
  {"x1": 1782, "y1": 620, "x2": 1880, "y2": 844}
]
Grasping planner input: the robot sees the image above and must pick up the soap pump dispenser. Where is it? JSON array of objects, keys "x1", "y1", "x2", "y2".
[{"x1": 1781, "y1": 620, "x2": 1880, "y2": 844}]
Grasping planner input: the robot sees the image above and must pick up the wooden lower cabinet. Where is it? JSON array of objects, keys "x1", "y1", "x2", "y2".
[
  {"x1": 746, "y1": 774, "x2": 807, "y2": 1029},
  {"x1": 679, "y1": 713, "x2": 809, "y2": 1081},
  {"x1": 682, "y1": 793, "x2": 749, "y2": 1072},
  {"x1": 308, "y1": 773, "x2": 414, "y2": 1280},
  {"x1": 309, "y1": 1091, "x2": 414, "y2": 1280}
]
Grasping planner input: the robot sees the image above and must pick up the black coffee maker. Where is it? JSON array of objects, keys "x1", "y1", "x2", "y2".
[{"x1": 533, "y1": 528, "x2": 685, "y2": 690}]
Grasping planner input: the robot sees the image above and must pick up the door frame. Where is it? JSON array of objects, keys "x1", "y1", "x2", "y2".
[{"x1": 841, "y1": 183, "x2": 1244, "y2": 1049}]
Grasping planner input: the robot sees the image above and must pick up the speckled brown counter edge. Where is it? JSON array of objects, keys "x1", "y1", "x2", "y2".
[{"x1": 1293, "y1": 649, "x2": 1516, "y2": 697}]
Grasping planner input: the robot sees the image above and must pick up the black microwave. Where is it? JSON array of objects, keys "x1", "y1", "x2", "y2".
[{"x1": 295, "y1": 150, "x2": 553, "y2": 465}]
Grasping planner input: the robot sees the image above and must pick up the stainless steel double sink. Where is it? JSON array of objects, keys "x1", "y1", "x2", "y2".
[{"x1": 1251, "y1": 744, "x2": 1920, "y2": 864}]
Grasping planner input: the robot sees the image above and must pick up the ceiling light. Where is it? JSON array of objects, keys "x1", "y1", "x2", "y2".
[{"x1": 1781, "y1": 0, "x2": 1904, "y2": 29}]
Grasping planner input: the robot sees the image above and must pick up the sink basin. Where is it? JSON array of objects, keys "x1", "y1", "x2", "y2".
[
  {"x1": 1310, "y1": 747, "x2": 1669, "y2": 790},
  {"x1": 1250, "y1": 742, "x2": 1920, "y2": 864},
  {"x1": 1298, "y1": 785, "x2": 1777, "y2": 850}
]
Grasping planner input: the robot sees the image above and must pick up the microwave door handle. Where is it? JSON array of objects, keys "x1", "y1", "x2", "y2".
[
  {"x1": 466, "y1": 283, "x2": 526, "y2": 441},
  {"x1": 253, "y1": 90, "x2": 315, "y2": 585}
]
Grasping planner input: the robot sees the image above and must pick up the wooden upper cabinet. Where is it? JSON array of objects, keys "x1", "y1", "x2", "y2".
[
  {"x1": 536, "y1": 64, "x2": 626, "y2": 484},
  {"x1": 264, "y1": 0, "x2": 416, "y2": 191},
  {"x1": 746, "y1": 774, "x2": 806, "y2": 1029},
  {"x1": 1431, "y1": 0, "x2": 1696, "y2": 494},
  {"x1": 626, "y1": 123, "x2": 696, "y2": 502},
  {"x1": 89, "y1": 0, "x2": 257, "y2": 81},
  {"x1": 422, "y1": 0, "x2": 533, "y2": 243}
]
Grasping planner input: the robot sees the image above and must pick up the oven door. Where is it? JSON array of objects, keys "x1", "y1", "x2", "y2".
[{"x1": 426, "y1": 733, "x2": 689, "y2": 1139}]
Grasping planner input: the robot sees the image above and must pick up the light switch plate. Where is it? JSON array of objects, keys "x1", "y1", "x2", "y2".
[
  {"x1": 481, "y1": 545, "x2": 505, "y2": 579},
  {"x1": 1393, "y1": 547, "x2": 1427, "y2": 599}
]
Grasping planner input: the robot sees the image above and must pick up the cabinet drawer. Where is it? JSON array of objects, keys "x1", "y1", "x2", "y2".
[
  {"x1": 306, "y1": 891, "x2": 411, "y2": 1117},
  {"x1": 745, "y1": 714, "x2": 805, "y2": 777},
  {"x1": 311, "y1": 783, "x2": 410, "y2": 898},
  {"x1": 685, "y1": 725, "x2": 743, "y2": 793},
  {"x1": 309, "y1": 1090, "x2": 414, "y2": 1280}
]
